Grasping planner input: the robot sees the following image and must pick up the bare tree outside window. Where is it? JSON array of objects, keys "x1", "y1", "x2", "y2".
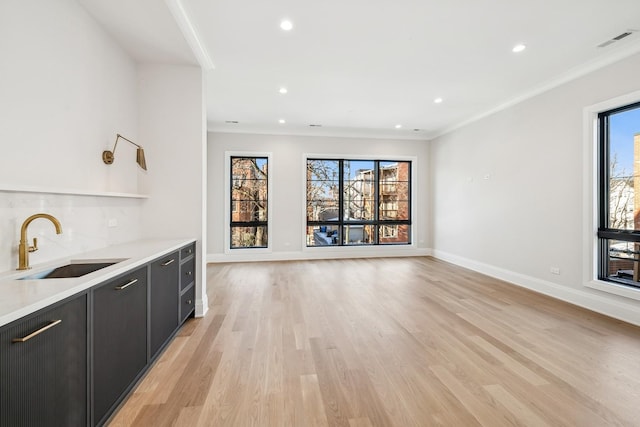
[
  {"x1": 608, "y1": 153, "x2": 634, "y2": 230},
  {"x1": 306, "y1": 158, "x2": 411, "y2": 246},
  {"x1": 230, "y1": 157, "x2": 268, "y2": 248},
  {"x1": 598, "y1": 102, "x2": 640, "y2": 285}
]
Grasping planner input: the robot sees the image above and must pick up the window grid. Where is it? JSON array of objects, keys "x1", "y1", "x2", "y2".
[
  {"x1": 306, "y1": 159, "x2": 411, "y2": 247},
  {"x1": 597, "y1": 101, "x2": 640, "y2": 286},
  {"x1": 230, "y1": 156, "x2": 268, "y2": 249}
]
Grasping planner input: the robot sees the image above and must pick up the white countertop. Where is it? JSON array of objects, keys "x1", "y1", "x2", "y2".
[{"x1": 0, "y1": 238, "x2": 195, "y2": 327}]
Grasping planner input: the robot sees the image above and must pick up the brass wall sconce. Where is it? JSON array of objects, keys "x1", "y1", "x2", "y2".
[{"x1": 102, "y1": 134, "x2": 147, "y2": 170}]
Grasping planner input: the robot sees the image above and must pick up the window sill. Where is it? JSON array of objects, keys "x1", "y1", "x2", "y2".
[
  {"x1": 585, "y1": 279, "x2": 640, "y2": 302},
  {"x1": 224, "y1": 247, "x2": 272, "y2": 255}
]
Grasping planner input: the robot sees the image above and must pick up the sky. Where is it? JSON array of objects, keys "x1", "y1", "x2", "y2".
[{"x1": 610, "y1": 107, "x2": 640, "y2": 174}]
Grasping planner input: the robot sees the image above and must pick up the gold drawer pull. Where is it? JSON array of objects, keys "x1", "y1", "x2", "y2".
[
  {"x1": 115, "y1": 278, "x2": 138, "y2": 290},
  {"x1": 161, "y1": 259, "x2": 175, "y2": 267},
  {"x1": 13, "y1": 319, "x2": 62, "y2": 343}
]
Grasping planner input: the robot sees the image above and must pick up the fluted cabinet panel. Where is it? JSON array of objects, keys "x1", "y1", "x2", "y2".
[
  {"x1": 0, "y1": 294, "x2": 88, "y2": 427},
  {"x1": 92, "y1": 267, "x2": 148, "y2": 426},
  {"x1": 149, "y1": 252, "x2": 179, "y2": 359}
]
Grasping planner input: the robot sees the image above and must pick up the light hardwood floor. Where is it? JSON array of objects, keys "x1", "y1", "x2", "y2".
[{"x1": 108, "y1": 257, "x2": 640, "y2": 426}]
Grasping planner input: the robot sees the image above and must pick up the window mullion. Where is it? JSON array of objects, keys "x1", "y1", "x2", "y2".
[
  {"x1": 338, "y1": 160, "x2": 344, "y2": 246},
  {"x1": 374, "y1": 160, "x2": 380, "y2": 245}
]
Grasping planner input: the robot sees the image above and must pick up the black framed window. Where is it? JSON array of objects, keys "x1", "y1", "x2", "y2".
[
  {"x1": 306, "y1": 159, "x2": 411, "y2": 246},
  {"x1": 597, "y1": 101, "x2": 640, "y2": 285},
  {"x1": 230, "y1": 156, "x2": 268, "y2": 249}
]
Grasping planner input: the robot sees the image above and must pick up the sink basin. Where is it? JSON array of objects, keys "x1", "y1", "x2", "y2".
[{"x1": 19, "y1": 259, "x2": 127, "y2": 280}]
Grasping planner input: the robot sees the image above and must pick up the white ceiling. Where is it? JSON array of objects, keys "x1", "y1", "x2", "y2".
[{"x1": 79, "y1": 0, "x2": 640, "y2": 140}]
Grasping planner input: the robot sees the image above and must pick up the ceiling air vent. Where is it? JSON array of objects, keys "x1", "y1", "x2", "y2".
[{"x1": 598, "y1": 30, "x2": 637, "y2": 48}]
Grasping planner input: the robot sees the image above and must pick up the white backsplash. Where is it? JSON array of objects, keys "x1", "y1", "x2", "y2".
[{"x1": 0, "y1": 191, "x2": 142, "y2": 273}]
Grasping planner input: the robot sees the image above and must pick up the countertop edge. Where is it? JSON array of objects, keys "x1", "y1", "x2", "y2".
[{"x1": 0, "y1": 238, "x2": 196, "y2": 328}]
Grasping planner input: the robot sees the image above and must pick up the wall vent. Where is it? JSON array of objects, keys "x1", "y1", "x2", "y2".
[{"x1": 598, "y1": 30, "x2": 637, "y2": 48}]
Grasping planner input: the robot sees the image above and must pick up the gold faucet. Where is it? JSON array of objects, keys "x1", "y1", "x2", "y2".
[{"x1": 17, "y1": 213, "x2": 63, "y2": 270}]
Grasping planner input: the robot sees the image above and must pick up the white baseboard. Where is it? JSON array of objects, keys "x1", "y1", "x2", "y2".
[
  {"x1": 195, "y1": 295, "x2": 208, "y2": 318},
  {"x1": 432, "y1": 249, "x2": 640, "y2": 327},
  {"x1": 207, "y1": 247, "x2": 432, "y2": 263}
]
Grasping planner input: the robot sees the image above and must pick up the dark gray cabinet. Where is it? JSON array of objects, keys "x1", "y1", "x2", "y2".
[
  {"x1": 1, "y1": 241, "x2": 197, "y2": 427},
  {"x1": 0, "y1": 293, "x2": 88, "y2": 427},
  {"x1": 149, "y1": 251, "x2": 179, "y2": 358},
  {"x1": 179, "y1": 242, "x2": 196, "y2": 323},
  {"x1": 92, "y1": 266, "x2": 147, "y2": 426}
]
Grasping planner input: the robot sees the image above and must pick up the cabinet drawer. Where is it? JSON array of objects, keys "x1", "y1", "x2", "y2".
[
  {"x1": 180, "y1": 243, "x2": 195, "y2": 260},
  {"x1": 180, "y1": 257, "x2": 195, "y2": 291},
  {"x1": 180, "y1": 285, "x2": 195, "y2": 324}
]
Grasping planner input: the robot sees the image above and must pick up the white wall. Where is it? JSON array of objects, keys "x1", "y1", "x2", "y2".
[
  {"x1": 0, "y1": 0, "x2": 145, "y2": 272},
  {"x1": 0, "y1": 0, "x2": 141, "y2": 194},
  {"x1": 431, "y1": 52, "x2": 640, "y2": 325},
  {"x1": 207, "y1": 132, "x2": 430, "y2": 261},
  {"x1": 138, "y1": 65, "x2": 208, "y2": 316}
]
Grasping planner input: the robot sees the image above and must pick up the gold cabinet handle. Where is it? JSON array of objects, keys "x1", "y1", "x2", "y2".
[
  {"x1": 13, "y1": 319, "x2": 62, "y2": 343},
  {"x1": 186, "y1": 271, "x2": 192, "y2": 276},
  {"x1": 187, "y1": 300, "x2": 193, "y2": 305},
  {"x1": 115, "y1": 278, "x2": 138, "y2": 290},
  {"x1": 161, "y1": 259, "x2": 175, "y2": 267}
]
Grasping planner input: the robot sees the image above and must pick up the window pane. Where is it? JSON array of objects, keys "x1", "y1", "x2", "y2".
[
  {"x1": 307, "y1": 180, "x2": 339, "y2": 198},
  {"x1": 232, "y1": 181, "x2": 267, "y2": 201},
  {"x1": 306, "y1": 225, "x2": 340, "y2": 246},
  {"x1": 230, "y1": 156, "x2": 268, "y2": 249},
  {"x1": 380, "y1": 161, "x2": 410, "y2": 180},
  {"x1": 379, "y1": 225, "x2": 410, "y2": 244},
  {"x1": 231, "y1": 200, "x2": 267, "y2": 221},
  {"x1": 344, "y1": 194, "x2": 374, "y2": 220},
  {"x1": 307, "y1": 200, "x2": 339, "y2": 221},
  {"x1": 344, "y1": 160, "x2": 374, "y2": 179},
  {"x1": 608, "y1": 107, "x2": 640, "y2": 231},
  {"x1": 344, "y1": 161, "x2": 375, "y2": 221},
  {"x1": 343, "y1": 225, "x2": 375, "y2": 245},
  {"x1": 379, "y1": 200, "x2": 409, "y2": 220},
  {"x1": 380, "y1": 180, "x2": 409, "y2": 200},
  {"x1": 307, "y1": 160, "x2": 339, "y2": 181},
  {"x1": 605, "y1": 239, "x2": 640, "y2": 284},
  {"x1": 307, "y1": 159, "x2": 340, "y2": 222},
  {"x1": 231, "y1": 226, "x2": 268, "y2": 248},
  {"x1": 305, "y1": 158, "x2": 411, "y2": 247}
]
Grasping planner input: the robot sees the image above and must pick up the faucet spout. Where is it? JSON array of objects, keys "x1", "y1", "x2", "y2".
[{"x1": 17, "y1": 213, "x2": 63, "y2": 270}]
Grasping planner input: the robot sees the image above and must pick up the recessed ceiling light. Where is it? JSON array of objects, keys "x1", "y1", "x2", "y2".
[
  {"x1": 395, "y1": 124, "x2": 402, "y2": 129},
  {"x1": 280, "y1": 20, "x2": 293, "y2": 31},
  {"x1": 278, "y1": 119, "x2": 286, "y2": 124},
  {"x1": 309, "y1": 124, "x2": 322, "y2": 127},
  {"x1": 279, "y1": 87, "x2": 288, "y2": 94},
  {"x1": 512, "y1": 43, "x2": 526, "y2": 53},
  {"x1": 225, "y1": 120, "x2": 239, "y2": 124},
  {"x1": 434, "y1": 97, "x2": 443, "y2": 104}
]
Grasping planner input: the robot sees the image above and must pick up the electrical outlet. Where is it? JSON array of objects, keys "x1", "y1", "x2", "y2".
[
  {"x1": 550, "y1": 267, "x2": 560, "y2": 275},
  {"x1": 108, "y1": 218, "x2": 118, "y2": 228}
]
